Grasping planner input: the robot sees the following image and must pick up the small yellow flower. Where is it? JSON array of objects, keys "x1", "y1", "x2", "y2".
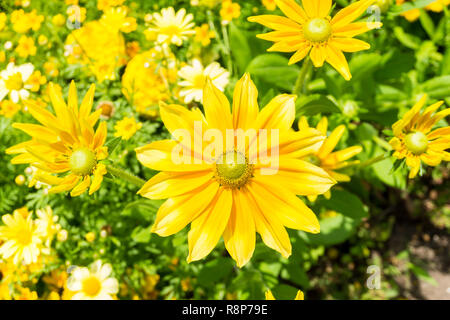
[
  {"x1": 43, "y1": 58, "x2": 59, "y2": 78},
  {"x1": 0, "y1": 210, "x2": 44, "y2": 265},
  {"x1": 38, "y1": 34, "x2": 48, "y2": 46},
  {"x1": 52, "y1": 14, "x2": 66, "y2": 27},
  {"x1": 389, "y1": 95, "x2": 450, "y2": 179},
  {"x1": 194, "y1": 24, "x2": 216, "y2": 46},
  {"x1": 66, "y1": 260, "x2": 119, "y2": 300},
  {"x1": 101, "y1": 6, "x2": 137, "y2": 33},
  {"x1": 220, "y1": 0, "x2": 241, "y2": 24},
  {"x1": 114, "y1": 117, "x2": 142, "y2": 140},
  {"x1": 249, "y1": 0, "x2": 382, "y2": 80},
  {"x1": 97, "y1": 0, "x2": 125, "y2": 11},
  {"x1": 396, "y1": 0, "x2": 450, "y2": 22},
  {"x1": 26, "y1": 70, "x2": 47, "y2": 92},
  {"x1": 147, "y1": 7, "x2": 196, "y2": 46},
  {"x1": 265, "y1": 289, "x2": 304, "y2": 300},
  {"x1": 262, "y1": 0, "x2": 277, "y2": 11},
  {"x1": 0, "y1": 100, "x2": 21, "y2": 118},
  {"x1": 0, "y1": 12, "x2": 7, "y2": 31},
  {"x1": 15, "y1": 35, "x2": 37, "y2": 58},
  {"x1": 57, "y1": 229, "x2": 68, "y2": 242},
  {"x1": 15, "y1": 287, "x2": 38, "y2": 300},
  {"x1": 85, "y1": 232, "x2": 96, "y2": 243},
  {"x1": 6, "y1": 81, "x2": 109, "y2": 197},
  {"x1": 0, "y1": 51, "x2": 5, "y2": 63},
  {"x1": 15, "y1": 174, "x2": 26, "y2": 185},
  {"x1": 181, "y1": 278, "x2": 193, "y2": 292}
]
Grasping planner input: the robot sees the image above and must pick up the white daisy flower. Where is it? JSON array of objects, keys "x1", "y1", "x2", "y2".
[{"x1": 0, "y1": 62, "x2": 34, "y2": 103}]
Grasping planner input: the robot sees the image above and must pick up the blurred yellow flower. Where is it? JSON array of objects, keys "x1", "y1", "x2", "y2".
[
  {"x1": 97, "y1": 0, "x2": 125, "y2": 11},
  {"x1": 389, "y1": 95, "x2": 450, "y2": 178},
  {"x1": 15, "y1": 35, "x2": 37, "y2": 58},
  {"x1": 220, "y1": 0, "x2": 241, "y2": 24},
  {"x1": 122, "y1": 49, "x2": 172, "y2": 117},
  {"x1": 6, "y1": 81, "x2": 109, "y2": 197},
  {"x1": 26, "y1": 70, "x2": 46, "y2": 92},
  {"x1": 0, "y1": 100, "x2": 21, "y2": 118},
  {"x1": 249, "y1": 0, "x2": 382, "y2": 80},
  {"x1": 11, "y1": 9, "x2": 44, "y2": 33},
  {"x1": 0, "y1": 62, "x2": 34, "y2": 103},
  {"x1": 147, "y1": 7, "x2": 195, "y2": 46},
  {"x1": 265, "y1": 289, "x2": 304, "y2": 300},
  {"x1": 194, "y1": 24, "x2": 216, "y2": 46},
  {"x1": 136, "y1": 73, "x2": 334, "y2": 267},
  {"x1": 35, "y1": 206, "x2": 61, "y2": 246},
  {"x1": 262, "y1": 0, "x2": 277, "y2": 11},
  {"x1": 396, "y1": 0, "x2": 450, "y2": 22},
  {"x1": 15, "y1": 287, "x2": 38, "y2": 300},
  {"x1": 66, "y1": 260, "x2": 119, "y2": 300},
  {"x1": 85, "y1": 232, "x2": 96, "y2": 242},
  {"x1": 0, "y1": 210, "x2": 44, "y2": 265},
  {"x1": 114, "y1": 117, "x2": 142, "y2": 140},
  {"x1": 0, "y1": 12, "x2": 6, "y2": 31},
  {"x1": 178, "y1": 59, "x2": 230, "y2": 104},
  {"x1": 101, "y1": 6, "x2": 137, "y2": 33},
  {"x1": 43, "y1": 58, "x2": 59, "y2": 78},
  {"x1": 52, "y1": 13, "x2": 66, "y2": 27}
]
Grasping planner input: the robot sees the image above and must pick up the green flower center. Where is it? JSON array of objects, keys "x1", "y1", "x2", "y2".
[
  {"x1": 303, "y1": 18, "x2": 332, "y2": 43},
  {"x1": 215, "y1": 151, "x2": 253, "y2": 189},
  {"x1": 405, "y1": 131, "x2": 428, "y2": 155},
  {"x1": 69, "y1": 148, "x2": 97, "y2": 176}
]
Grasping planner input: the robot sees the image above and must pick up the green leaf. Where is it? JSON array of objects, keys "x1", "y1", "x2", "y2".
[
  {"x1": 105, "y1": 137, "x2": 122, "y2": 155},
  {"x1": 419, "y1": 10, "x2": 435, "y2": 39},
  {"x1": 407, "y1": 263, "x2": 438, "y2": 286},
  {"x1": 372, "y1": 153, "x2": 406, "y2": 189},
  {"x1": 246, "y1": 54, "x2": 300, "y2": 91},
  {"x1": 229, "y1": 22, "x2": 252, "y2": 74},
  {"x1": 271, "y1": 284, "x2": 300, "y2": 300},
  {"x1": 197, "y1": 257, "x2": 234, "y2": 285},
  {"x1": 420, "y1": 75, "x2": 450, "y2": 99},
  {"x1": 317, "y1": 189, "x2": 368, "y2": 221},
  {"x1": 348, "y1": 53, "x2": 383, "y2": 82},
  {"x1": 393, "y1": 27, "x2": 420, "y2": 50},
  {"x1": 131, "y1": 225, "x2": 152, "y2": 243},
  {"x1": 296, "y1": 94, "x2": 341, "y2": 116}
]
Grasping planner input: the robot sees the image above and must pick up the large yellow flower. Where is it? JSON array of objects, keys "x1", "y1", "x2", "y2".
[
  {"x1": 0, "y1": 211, "x2": 44, "y2": 265},
  {"x1": 6, "y1": 81, "x2": 109, "y2": 197},
  {"x1": 248, "y1": 0, "x2": 382, "y2": 80},
  {"x1": 136, "y1": 73, "x2": 335, "y2": 267},
  {"x1": 298, "y1": 116, "x2": 362, "y2": 200},
  {"x1": 389, "y1": 95, "x2": 450, "y2": 179}
]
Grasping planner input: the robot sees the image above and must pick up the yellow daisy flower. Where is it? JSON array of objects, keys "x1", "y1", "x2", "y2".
[
  {"x1": 265, "y1": 289, "x2": 304, "y2": 300},
  {"x1": 298, "y1": 116, "x2": 362, "y2": 186},
  {"x1": 100, "y1": 6, "x2": 137, "y2": 33},
  {"x1": 66, "y1": 260, "x2": 119, "y2": 300},
  {"x1": 147, "y1": 7, "x2": 195, "y2": 46},
  {"x1": 248, "y1": 0, "x2": 382, "y2": 80},
  {"x1": 194, "y1": 23, "x2": 216, "y2": 46},
  {"x1": 114, "y1": 117, "x2": 142, "y2": 140},
  {"x1": 136, "y1": 73, "x2": 335, "y2": 267},
  {"x1": 0, "y1": 210, "x2": 44, "y2": 265},
  {"x1": 35, "y1": 206, "x2": 61, "y2": 246},
  {"x1": 389, "y1": 95, "x2": 450, "y2": 179},
  {"x1": 6, "y1": 81, "x2": 109, "y2": 197},
  {"x1": 220, "y1": 0, "x2": 241, "y2": 24}
]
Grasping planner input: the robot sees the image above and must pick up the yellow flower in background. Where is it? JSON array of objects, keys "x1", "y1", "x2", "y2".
[
  {"x1": 52, "y1": 13, "x2": 66, "y2": 27},
  {"x1": 194, "y1": 24, "x2": 216, "y2": 46},
  {"x1": 0, "y1": 62, "x2": 34, "y2": 103},
  {"x1": 66, "y1": 5, "x2": 86, "y2": 23},
  {"x1": 65, "y1": 21, "x2": 127, "y2": 82},
  {"x1": 26, "y1": 70, "x2": 46, "y2": 92},
  {"x1": 6, "y1": 81, "x2": 109, "y2": 197},
  {"x1": 265, "y1": 289, "x2": 304, "y2": 300},
  {"x1": 263, "y1": 0, "x2": 277, "y2": 11},
  {"x1": 43, "y1": 58, "x2": 59, "y2": 78},
  {"x1": 122, "y1": 49, "x2": 172, "y2": 117},
  {"x1": 0, "y1": 210, "x2": 44, "y2": 265},
  {"x1": 15, "y1": 287, "x2": 38, "y2": 300},
  {"x1": 0, "y1": 12, "x2": 7, "y2": 31},
  {"x1": 249, "y1": 0, "x2": 382, "y2": 80},
  {"x1": 97, "y1": 0, "x2": 125, "y2": 11},
  {"x1": 396, "y1": 0, "x2": 450, "y2": 22},
  {"x1": 136, "y1": 73, "x2": 335, "y2": 267},
  {"x1": 191, "y1": 0, "x2": 221, "y2": 7},
  {"x1": 15, "y1": 35, "x2": 37, "y2": 58},
  {"x1": 114, "y1": 117, "x2": 142, "y2": 140},
  {"x1": 389, "y1": 95, "x2": 450, "y2": 179},
  {"x1": 101, "y1": 6, "x2": 137, "y2": 33},
  {"x1": 11, "y1": 9, "x2": 44, "y2": 33},
  {"x1": 0, "y1": 100, "x2": 21, "y2": 118},
  {"x1": 35, "y1": 206, "x2": 61, "y2": 246},
  {"x1": 66, "y1": 260, "x2": 119, "y2": 300},
  {"x1": 147, "y1": 7, "x2": 196, "y2": 46},
  {"x1": 298, "y1": 116, "x2": 362, "y2": 200},
  {"x1": 0, "y1": 51, "x2": 5, "y2": 63},
  {"x1": 38, "y1": 34, "x2": 48, "y2": 46},
  {"x1": 178, "y1": 59, "x2": 230, "y2": 104},
  {"x1": 220, "y1": 0, "x2": 241, "y2": 24}
]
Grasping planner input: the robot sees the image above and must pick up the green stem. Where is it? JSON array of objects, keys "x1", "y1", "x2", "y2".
[
  {"x1": 292, "y1": 57, "x2": 312, "y2": 96},
  {"x1": 106, "y1": 165, "x2": 146, "y2": 188},
  {"x1": 359, "y1": 154, "x2": 389, "y2": 168}
]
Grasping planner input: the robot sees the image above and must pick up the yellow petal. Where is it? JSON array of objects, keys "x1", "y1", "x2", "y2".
[
  {"x1": 256, "y1": 94, "x2": 296, "y2": 131},
  {"x1": 70, "y1": 176, "x2": 91, "y2": 197},
  {"x1": 12, "y1": 123, "x2": 59, "y2": 143},
  {"x1": 48, "y1": 175, "x2": 80, "y2": 194},
  {"x1": 317, "y1": 125, "x2": 346, "y2": 159},
  {"x1": 232, "y1": 73, "x2": 260, "y2": 131},
  {"x1": 68, "y1": 80, "x2": 78, "y2": 116},
  {"x1": 275, "y1": 0, "x2": 309, "y2": 23},
  {"x1": 288, "y1": 44, "x2": 311, "y2": 65},
  {"x1": 316, "y1": 116, "x2": 328, "y2": 135},
  {"x1": 250, "y1": 177, "x2": 320, "y2": 233},
  {"x1": 302, "y1": 0, "x2": 331, "y2": 18},
  {"x1": 89, "y1": 163, "x2": 107, "y2": 195},
  {"x1": 331, "y1": 0, "x2": 376, "y2": 28},
  {"x1": 223, "y1": 189, "x2": 256, "y2": 268},
  {"x1": 151, "y1": 182, "x2": 219, "y2": 237},
  {"x1": 295, "y1": 290, "x2": 304, "y2": 300},
  {"x1": 248, "y1": 15, "x2": 302, "y2": 31},
  {"x1": 333, "y1": 22, "x2": 382, "y2": 37},
  {"x1": 325, "y1": 44, "x2": 352, "y2": 81},
  {"x1": 79, "y1": 84, "x2": 95, "y2": 119},
  {"x1": 310, "y1": 45, "x2": 327, "y2": 67},
  {"x1": 331, "y1": 38, "x2": 371, "y2": 52},
  {"x1": 203, "y1": 77, "x2": 233, "y2": 133},
  {"x1": 138, "y1": 171, "x2": 213, "y2": 200},
  {"x1": 187, "y1": 188, "x2": 232, "y2": 263},
  {"x1": 265, "y1": 290, "x2": 276, "y2": 300},
  {"x1": 92, "y1": 122, "x2": 107, "y2": 150}
]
